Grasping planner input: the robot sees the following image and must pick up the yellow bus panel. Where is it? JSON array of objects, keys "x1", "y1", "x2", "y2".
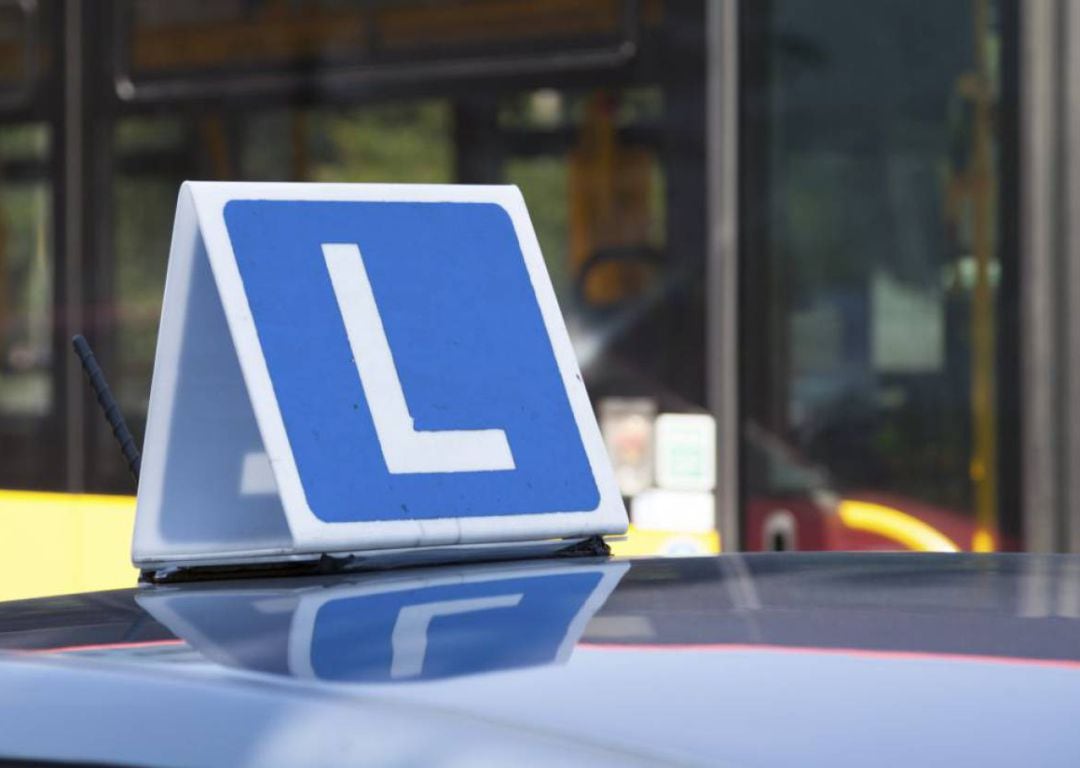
[{"x1": 0, "y1": 490, "x2": 138, "y2": 602}]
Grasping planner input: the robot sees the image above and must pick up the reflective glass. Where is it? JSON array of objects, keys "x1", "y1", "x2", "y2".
[
  {"x1": 0, "y1": 124, "x2": 55, "y2": 490},
  {"x1": 740, "y1": 0, "x2": 1015, "y2": 551}
]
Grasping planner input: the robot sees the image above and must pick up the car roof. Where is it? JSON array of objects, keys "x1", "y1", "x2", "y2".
[{"x1": 2, "y1": 552, "x2": 1079, "y2": 767}]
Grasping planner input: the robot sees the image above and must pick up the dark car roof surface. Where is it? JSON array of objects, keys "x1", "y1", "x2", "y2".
[{"x1": 1, "y1": 553, "x2": 1079, "y2": 767}]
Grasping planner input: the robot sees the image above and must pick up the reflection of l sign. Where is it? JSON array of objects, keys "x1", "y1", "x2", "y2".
[
  {"x1": 390, "y1": 594, "x2": 523, "y2": 679},
  {"x1": 323, "y1": 243, "x2": 516, "y2": 474},
  {"x1": 137, "y1": 561, "x2": 630, "y2": 684}
]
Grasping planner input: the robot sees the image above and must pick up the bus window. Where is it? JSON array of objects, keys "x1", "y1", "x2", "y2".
[
  {"x1": 0, "y1": 125, "x2": 55, "y2": 491},
  {"x1": 739, "y1": 0, "x2": 1018, "y2": 552},
  {"x1": 85, "y1": 0, "x2": 708, "y2": 503}
]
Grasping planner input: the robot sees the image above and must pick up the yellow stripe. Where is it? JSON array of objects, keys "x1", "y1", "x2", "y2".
[
  {"x1": 971, "y1": 527, "x2": 996, "y2": 552},
  {"x1": 838, "y1": 499, "x2": 959, "y2": 553},
  {"x1": 0, "y1": 488, "x2": 136, "y2": 509},
  {"x1": 0, "y1": 489, "x2": 138, "y2": 602},
  {"x1": 607, "y1": 525, "x2": 721, "y2": 558}
]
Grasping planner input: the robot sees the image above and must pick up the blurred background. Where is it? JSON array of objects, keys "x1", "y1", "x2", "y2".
[{"x1": 2, "y1": 0, "x2": 1079, "y2": 596}]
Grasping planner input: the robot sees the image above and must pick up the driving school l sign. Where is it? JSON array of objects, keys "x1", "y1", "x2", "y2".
[{"x1": 132, "y1": 183, "x2": 626, "y2": 567}]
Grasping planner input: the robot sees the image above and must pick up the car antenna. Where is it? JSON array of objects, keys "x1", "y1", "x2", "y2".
[{"x1": 72, "y1": 334, "x2": 141, "y2": 480}]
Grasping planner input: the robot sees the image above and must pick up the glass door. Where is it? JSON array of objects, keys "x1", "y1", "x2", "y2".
[{"x1": 738, "y1": 0, "x2": 1019, "y2": 552}]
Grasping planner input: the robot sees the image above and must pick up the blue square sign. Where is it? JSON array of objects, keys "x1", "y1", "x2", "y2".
[
  {"x1": 224, "y1": 200, "x2": 597, "y2": 523},
  {"x1": 133, "y1": 183, "x2": 625, "y2": 566}
]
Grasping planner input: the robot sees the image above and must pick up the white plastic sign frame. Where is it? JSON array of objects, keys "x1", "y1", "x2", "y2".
[{"x1": 133, "y1": 182, "x2": 626, "y2": 568}]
